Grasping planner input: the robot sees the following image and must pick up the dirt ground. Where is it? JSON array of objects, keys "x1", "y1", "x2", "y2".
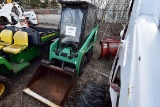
[{"x1": 0, "y1": 23, "x2": 121, "y2": 107}]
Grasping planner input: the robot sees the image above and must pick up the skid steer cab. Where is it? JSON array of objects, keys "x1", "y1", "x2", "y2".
[{"x1": 24, "y1": 1, "x2": 98, "y2": 107}]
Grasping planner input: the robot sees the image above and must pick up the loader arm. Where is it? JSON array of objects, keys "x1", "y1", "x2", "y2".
[
  {"x1": 49, "y1": 38, "x2": 59, "y2": 61},
  {"x1": 76, "y1": 25, "x2": 98, "y2": 75}
]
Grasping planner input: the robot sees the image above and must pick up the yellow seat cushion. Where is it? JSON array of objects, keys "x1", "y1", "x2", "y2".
[
  {"x1": 13, "y1": 31, "x2": 28, "y2": 46},
  {"x1": 3, "y1": 44, "x2": 27, "y2": 54},
  {"x1": 0, "y1": 30, "x2": 13, "y2": 50},
  {"x1": 3, "y1": 31, "x2": 28, "y2": 54},
  {"x1": 0, "y1": 42, "x2": 10, "y2": 45},
  {"x1": 0, "y1": 30, "x2": 13, "y2": 43},
  {"x1": 0, "y1": 42, "x2": 10, "y2": 50}
]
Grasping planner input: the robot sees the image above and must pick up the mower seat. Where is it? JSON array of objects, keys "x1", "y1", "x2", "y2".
[
  {"x1": 0, "y1": 30, "x2": 13, "y2": 50},
  {"x1": 3, "y1": 31, "x2": 28, "y2": 54}
]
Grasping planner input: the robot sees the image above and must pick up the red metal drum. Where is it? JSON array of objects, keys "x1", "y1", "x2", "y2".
[{"x1": 100, "y1": 38, "x2": 120, "y2": 59}]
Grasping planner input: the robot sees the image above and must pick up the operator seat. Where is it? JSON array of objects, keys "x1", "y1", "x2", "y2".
[
  {"x1": 0, "y1": 30, "x2": 13, "y2": 50},
  {"x1": 3, "y1": 31, "x2": 28, "y2": 54}
]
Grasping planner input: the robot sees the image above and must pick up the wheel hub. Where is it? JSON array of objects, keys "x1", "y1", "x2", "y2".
[{"x1": 0, "y1": 84, "x2": 5, "y2": 96}]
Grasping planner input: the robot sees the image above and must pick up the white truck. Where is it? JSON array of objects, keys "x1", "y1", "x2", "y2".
[{"x1": 109, "y1": 0, "x2": 160, "y2": 107}]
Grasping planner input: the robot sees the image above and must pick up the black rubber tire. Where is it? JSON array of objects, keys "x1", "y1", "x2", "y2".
[
  {"x1": 76, "y1": 83, "x2": 106, "y2": 107},
  {"x1": 0, "y1": 75, "x2": 11, "y2": 100},
  {"x1": 85, "y1": 82, "x2": 106, "y2": 93},
  {"x1": 77, "y1": 94, "x2": 104, "y2": 107},
  {"x1": 79, "y1": 56, "x2": 87, "y2": 76},
  {"x1": 86, "y1": 47, "x2": 93, "y2": 63},
  {"x1": 82, "y1": 88, "x2": 106, "y2": 100}
]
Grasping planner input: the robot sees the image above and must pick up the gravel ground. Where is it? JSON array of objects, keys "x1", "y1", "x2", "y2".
[{"x1": 0, "y1": 23, "x2": 120, "y2": 107}]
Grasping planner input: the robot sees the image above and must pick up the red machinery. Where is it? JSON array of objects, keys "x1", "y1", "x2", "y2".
[{"x1": 100, "y1": 38, "x2": 120, "y2": 59}]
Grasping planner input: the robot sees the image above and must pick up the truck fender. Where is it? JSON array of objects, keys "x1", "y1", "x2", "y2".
[{"x1": 0, "y1": 57, "x2": 12, "y2": 71}]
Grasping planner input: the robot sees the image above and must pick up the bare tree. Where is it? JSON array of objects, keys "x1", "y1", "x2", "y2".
[{"x1": 98, "y1": 0, "x2": 131, "y2": 37}]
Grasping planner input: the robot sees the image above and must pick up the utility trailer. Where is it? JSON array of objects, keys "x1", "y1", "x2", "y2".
[{"x1": 23, "y1": 1, "x2": 98, "y2": 106}]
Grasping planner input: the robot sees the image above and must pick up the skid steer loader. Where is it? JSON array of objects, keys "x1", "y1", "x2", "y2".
[
  {"x1": 0, "y1": 0, "x2": 38, "y2": 28},
  {"x1": 23, "y1": 1, "x2": 98, "y2": 107}
]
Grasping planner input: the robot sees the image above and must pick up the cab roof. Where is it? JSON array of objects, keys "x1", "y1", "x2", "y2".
[{"x1": 58, "y1": 0, "x2": 97, "y2": 9}]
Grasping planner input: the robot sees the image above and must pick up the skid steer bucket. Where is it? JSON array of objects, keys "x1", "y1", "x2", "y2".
[{"x1": 23, "y1": 63, "x2": 77, "y2": 107}]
